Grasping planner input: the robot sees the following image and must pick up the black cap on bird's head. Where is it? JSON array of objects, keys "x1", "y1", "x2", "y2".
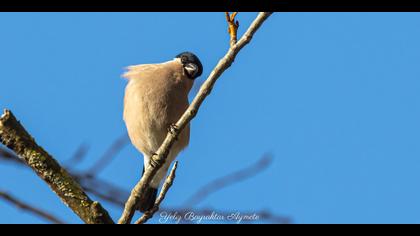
[{"x1": 175, "y1": 52, "x2": 203, "y2": 80}]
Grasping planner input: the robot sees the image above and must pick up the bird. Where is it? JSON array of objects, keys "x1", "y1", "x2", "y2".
[{"x1": 122, "y1": 52, "x2": 203, "y2": 212}]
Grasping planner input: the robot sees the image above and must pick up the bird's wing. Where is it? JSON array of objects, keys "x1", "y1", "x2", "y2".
[{"x1": 122, "y1": 64, "x2": 161, "y2": 80}]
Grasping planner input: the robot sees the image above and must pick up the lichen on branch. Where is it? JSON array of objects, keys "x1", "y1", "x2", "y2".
[{"x1": 0, "y1": 110, "x2": 114, "y2": 224}]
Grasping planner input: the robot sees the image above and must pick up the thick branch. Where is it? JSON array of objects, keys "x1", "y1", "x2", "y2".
[
  {"x1": 1, "y1": 146, "x2": 289, "y2": 223},
  {"x1": 118, "y1": 12, "x2": 273, "y2": 224},
  {"x1": 0, "y1": 110, "x2": 114, "y2": 224}
]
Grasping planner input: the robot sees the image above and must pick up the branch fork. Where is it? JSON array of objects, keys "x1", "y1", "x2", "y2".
[
  {"x1": 0, "y1": 12, "x2": 273, "y2": 224},
  {"x1": 118, "y1": 12, "x2": 273, "y2": 224}
]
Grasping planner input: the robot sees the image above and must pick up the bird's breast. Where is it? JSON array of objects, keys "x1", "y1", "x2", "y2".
[{"x1": 123, "y1": 64, "x2": 191, "y2": 154}]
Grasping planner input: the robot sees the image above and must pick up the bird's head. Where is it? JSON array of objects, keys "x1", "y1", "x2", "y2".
[{"x1": 175, "y1": 52, "x2": 203, "y2": 80}]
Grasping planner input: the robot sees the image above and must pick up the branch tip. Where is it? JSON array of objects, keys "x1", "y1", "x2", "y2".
[
  {"x1": 119, "y1": 12, "x2": 273, "y2": 224},
  {"x1": 226, "y1": 12, "x2": 240, "y2": 47}
]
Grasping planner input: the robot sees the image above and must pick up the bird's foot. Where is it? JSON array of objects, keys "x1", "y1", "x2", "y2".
[{"x1": 225, "y1": 12, "x2": 239, "y2": 47}]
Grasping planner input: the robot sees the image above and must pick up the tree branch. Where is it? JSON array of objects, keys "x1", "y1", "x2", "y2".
[
  {"x1": 64, "y1": 143, "x2": 90, "y2": 168},
  {"x1": 135, "y1": 161, "x2": 178, "y2": 224},
  {"x1": 226, "y1": 12, "x2": 239, "y2": 47},
  {"x1": 0, "y1": 110, "x2": 114, "y2": 224},
  {"x1": 1, "y1": 145, "x2": 289, "y2": 224},
  {"x1": 118, "y1": 12, "x2": 273, "y2": 224},
  {"x1": 0, "y1": 190, "x2": 65, "y2": 224},
  {"x1": 184, "y1": 154, "x2": 273, "y2": 207},
  {"x1": 84, "y1": 134, "x2": 129, "y2": 177},
  {"x1": 0, "y1": 146, "x2": 24, "y2": 165}
]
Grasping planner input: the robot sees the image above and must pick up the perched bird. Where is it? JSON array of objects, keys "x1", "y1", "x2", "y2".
[{"x1": 122, "y1": 52, "x2": 203, "y2": 212}]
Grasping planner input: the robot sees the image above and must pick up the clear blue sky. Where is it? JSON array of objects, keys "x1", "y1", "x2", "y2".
[{"x1": 1, "y1": 12, "x2": 420, "y2": 224}]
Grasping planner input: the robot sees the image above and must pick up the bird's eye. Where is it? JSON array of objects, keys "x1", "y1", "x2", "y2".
[{"x1": 181, "y1": 55, "x2": 188, "y2": 64}]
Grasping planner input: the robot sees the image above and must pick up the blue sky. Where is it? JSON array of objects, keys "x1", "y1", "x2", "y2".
[{"x1": 1, "y1": 12, "x2": 420, "y2": 224}]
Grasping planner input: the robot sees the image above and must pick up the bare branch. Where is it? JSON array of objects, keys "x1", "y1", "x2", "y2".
[
  {"x1": 118, "y1": 12, "x2": 273, "y2": 224},
  {"x1": 2, "y1": 149, "x2": 287, "y2": 224},
  {"x1": 184, "y1": 154, "x2": 273, "y2": 207},
  {"x1": 83, "y1": 185, "x2": 127, "y2": 206},
  {"x1": 0, "y1": 146, "x2": 24, "y2": 165},
  {"x1": 135, "y1": 161, "x2": 178, "y2": 224},
  {"x1": 0, "y1": 110, "x2": 114, "y2": 224},
  {"x1": 0, "y1": 190, "x2": 65, "y2": 224},
  {"x1": 64, "y1": 143, "x2": 90, "y2": 168},
  {"x1": 76, "y1": 167, "x2": 290, "y2": 224},
  {"x1": 2, "y1": 145, "x2": 286, "y2": 223},
  {"x1": 84, "y1": 134, "x2": 129, "y2": 178}
]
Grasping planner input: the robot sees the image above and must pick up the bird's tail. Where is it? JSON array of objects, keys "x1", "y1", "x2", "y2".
[{"x1": 137, "y1": 166, "x2": 158, "y2": 213}]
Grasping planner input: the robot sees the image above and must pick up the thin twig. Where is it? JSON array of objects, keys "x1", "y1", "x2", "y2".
[
  {"x1": 85, "y1": 134, "x2": 129, "y2": 177},
  {"x1": 0, "y1": 191, "x2": 65, "y2": 224},
  {"x1": 184, "y1": 154, "x2": 273, "y2": 207},
  {"x1": 135, "y1": 161, "x2": 178, "y2": 224},
  {"x1": 0, "y1": 146, "x2": 24, "y2": 165},
  {"x1": 118, "y1": 12, "x2": 273, "y2": 224},
  {"x1": 64, "y1": 143, "x2": 90, "y2": 168},
  {"x1": 226, "y1": 12, "x2": 239, "y2": 47},
  {"x1": 1, "y1": 146, "x2": 288, "y2": 224},
  {"x1": 76, "y1": 173, "x2": 130, "y2": 206}
]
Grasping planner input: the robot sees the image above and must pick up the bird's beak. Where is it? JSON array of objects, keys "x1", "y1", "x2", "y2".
[{"x1": 184, "y1": 63, "x2": 197, "y2": 78}]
